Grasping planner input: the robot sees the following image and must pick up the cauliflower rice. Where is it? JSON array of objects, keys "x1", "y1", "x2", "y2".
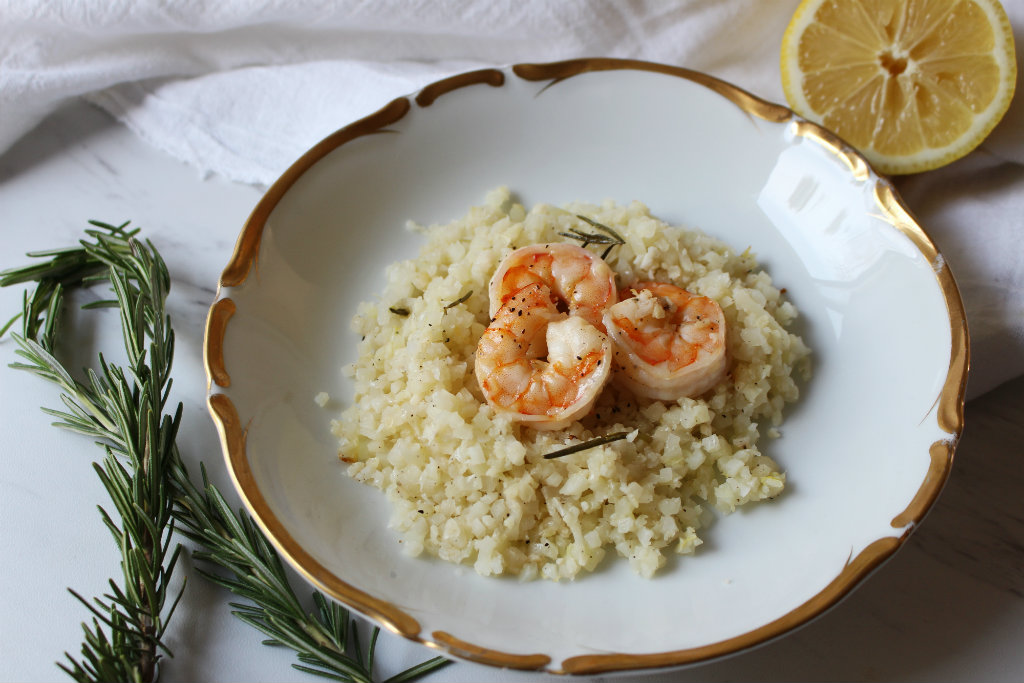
[{"x1": 332, "y1": 188, "x2": 811, "y2": 580}]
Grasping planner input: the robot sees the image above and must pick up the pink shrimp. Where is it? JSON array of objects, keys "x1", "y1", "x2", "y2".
[
  {"x1": 488, "y1": 243, "x2": 617, "y2": 331},
  {"x1": 603, "y1": 282, "x2": 728, "y2": 400},
  {"x1": 475, "y1": 283, "x2": 613, "y2": 430}
]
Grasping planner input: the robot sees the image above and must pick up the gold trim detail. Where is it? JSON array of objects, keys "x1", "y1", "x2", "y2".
[
  {"x1": 219, "y1": 212, "x2": 264, "y2": 288},
  {"x1": 791, "y1": 120, "x2": 872, "y2": 181},
  {"x1": 415, "y1": 68, "x2": 505, "y2": 107},
  {"x1": 204, "y1": 298, "x2": 236, "y2": 388},
  {"x1": 891, "y1": 441, "x2": 956, "y2": 529},
  {"x1": 559, "y1": 537, "x2": 901, "y2": 675},
  {"x1": 204, "y1": 57, "x2": 969, "y2": 675},
  {"x1": 431, "y1": 631, "x2": 551, "y2": 670},
  {"x1": 513, "y1": 58, "x2": 793, "y2": 124}
]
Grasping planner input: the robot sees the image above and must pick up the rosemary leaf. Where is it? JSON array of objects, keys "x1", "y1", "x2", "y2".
[
  {"x1": 556, "y1": 228, "x2": 617, "y2": 246},
  {"x1": 382, "y1": 656, "x2": 453, "y2": 683},
  {"x1": 443, "y1": 290, "x2": 472, "y2": 310},
  {"x1": 543, "y1": 431, "x2": 632, "y2": 459},
  {"x1": 0, "y1": 311, "x2": 19, "y2": 338}
]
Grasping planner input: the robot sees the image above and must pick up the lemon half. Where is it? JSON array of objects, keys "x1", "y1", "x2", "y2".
[{"x1": 781, "y1": 0, "x2": 1017, "y2": 175}]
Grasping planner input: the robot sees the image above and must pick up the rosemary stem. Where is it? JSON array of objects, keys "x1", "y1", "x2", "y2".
[{"x1": 543, "y1": 431, "x2": 632, "y2": 459}]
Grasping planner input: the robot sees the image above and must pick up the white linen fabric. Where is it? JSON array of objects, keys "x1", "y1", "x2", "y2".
[{"x1": 1, "y1": 0, "x2": 1022, "y2": 397}]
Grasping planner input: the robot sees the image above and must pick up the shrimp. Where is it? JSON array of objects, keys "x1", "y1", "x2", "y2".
[
  {"x1": 603, "y1": 282, "x2": 728, "y2": 401},
  {"x1": 475, "y1": 283, "x2": 613, "y2": 430},
  {"x1": 488, "y1": 243, "x2": 617, "y2": 330}
]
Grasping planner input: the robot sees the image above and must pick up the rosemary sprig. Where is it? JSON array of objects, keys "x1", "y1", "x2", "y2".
[
  {"x1": 3, "y1": 221, "x2": 181, "y2": 682},
  {"x1": 543, "y1": 431, "x2": 632, "y2": 459},
  {"x1": 2, "y1": 221, "x2": 449, "y2": 683},
  {"x1": 558, "y1": 215, "x2": 626, "y2": 259}
]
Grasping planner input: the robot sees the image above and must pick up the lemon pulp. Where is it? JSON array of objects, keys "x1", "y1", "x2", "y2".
[{"x1": 781, "y1": 0, "x2": 1017, "y2": 174}]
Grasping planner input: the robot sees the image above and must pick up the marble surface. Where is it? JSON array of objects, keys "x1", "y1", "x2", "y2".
[{"x1": 1, "y1": 100, "x2": 1022, "y2": 683}]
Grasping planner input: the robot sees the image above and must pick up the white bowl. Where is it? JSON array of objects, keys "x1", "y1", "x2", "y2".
[{"x1": 204, "y1": 59, "x2": 967, "y2": 674}]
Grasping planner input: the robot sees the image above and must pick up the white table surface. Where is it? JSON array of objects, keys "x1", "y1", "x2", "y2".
[{"x1": 2, "y1": 100, "x2": 1023, "y2": 683}]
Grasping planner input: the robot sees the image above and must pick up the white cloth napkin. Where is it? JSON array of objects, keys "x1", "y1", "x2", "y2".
[{"x1": 2, "y1": 0, "x2": 1022, "y2": 398}]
